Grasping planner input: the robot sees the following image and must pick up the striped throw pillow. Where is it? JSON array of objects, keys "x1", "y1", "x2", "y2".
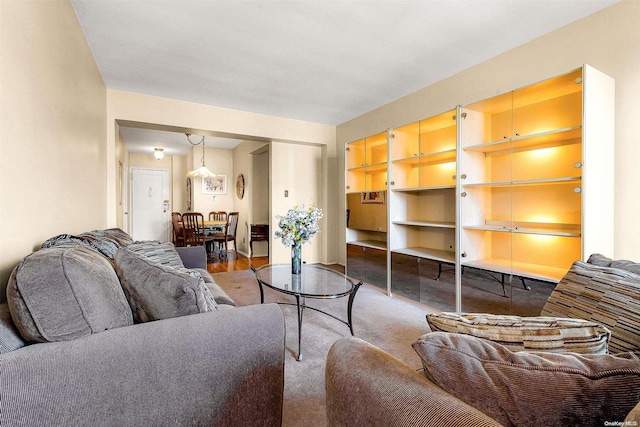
[
  {"x1": 127, "y1": 241, "x2": 184, "y2": 269},
  {"x1": 542, "y1": 260, "x2": 640, "y2": 353},
  {"x1": 427, "y1": 312, "x2": 611, "y2": 354}
]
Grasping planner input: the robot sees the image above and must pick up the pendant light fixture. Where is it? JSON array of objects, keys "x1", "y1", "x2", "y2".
[{"x1": 186, "y1": 133, "x2": 215, "y2": 178}]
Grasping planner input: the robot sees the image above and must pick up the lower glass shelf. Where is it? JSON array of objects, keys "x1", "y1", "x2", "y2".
[
  {"x1": 347, "y1": 240, "x2": 387, "y2": 250},
  {"x1": 392, "y1": 247, "x2": 455, "y2": 264},
  {"x1": 461, "y1": 258, "x2": 568, "y2": 282}
]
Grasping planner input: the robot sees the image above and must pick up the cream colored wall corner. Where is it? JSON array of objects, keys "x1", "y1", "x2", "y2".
[
  {"x1": 337, "y1": 0, "x2": 640, "y2": 263},
  {"x1": 106, "y1": 90, "x2": 338, "y2": 263},
  {"x1": 233, "y1": 140, "x2": 270, "y2": 257},
  {"x1": 115, "y1": 126, "x2": 130, "y2": 231},
  {"x1": 0, "y1": 0, "x2": 107, "y2": 299}
]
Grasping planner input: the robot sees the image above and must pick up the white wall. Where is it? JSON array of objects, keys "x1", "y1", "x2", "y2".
[{"x1": 337, "y1": 0, "x2": 640, "y2": 263}]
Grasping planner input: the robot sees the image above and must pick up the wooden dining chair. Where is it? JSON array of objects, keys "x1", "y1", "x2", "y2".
[
  {"x1": 208, "y1": 211, "x2": 227, "y2": 222},
  {"x1": 171, "y1": 212, "x2": 186, "y2": 247},
  {"x1": 213, "y1": 211, "x2": 239, "y2": 259},
  {"x1": 209, "y1": 211, "x2": 227, "y2": 244},
  {"x1": 181, "y1": 212, "x2": 215, "y2": 258}
]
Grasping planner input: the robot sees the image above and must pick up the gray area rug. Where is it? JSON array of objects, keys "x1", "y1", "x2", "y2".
[{"x1": 212, "y1": 269, "x2": 434, "y2": 427}]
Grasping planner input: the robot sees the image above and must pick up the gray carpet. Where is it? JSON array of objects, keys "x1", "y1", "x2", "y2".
[{"x1": 212, "y1": 269, "x2": 434, "y2": 427}]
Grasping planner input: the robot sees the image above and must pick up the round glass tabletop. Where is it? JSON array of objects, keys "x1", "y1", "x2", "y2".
[{"x1": 254, "y1": 264, "x2": 358, "y2": 298}]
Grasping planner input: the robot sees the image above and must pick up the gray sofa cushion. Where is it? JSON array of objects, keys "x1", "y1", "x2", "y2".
[
  {"x1": 122, "y1": 241, "x2": 218, "y2": 312},
  {"x1": 427, "y1": 312, "x2": 610, "y2": 354},
  {"x1": 413, "y1": 332, "x2": 640, "y2": 427},
  {"x1": 115, "y1": 248, "x2": 216, "y2": 323},
  {"x1": 6, "y1": 244, "x2": 133, "y2": 342},
  {"x1": 588, "y1": 253, "x2": 640, "y2": 275},
  {"x1": 192, "y1": 268, "x2": 236, "y2": 307},
  {"x1": 0, "y1": 303, "x2": 24, "y2": 353}
]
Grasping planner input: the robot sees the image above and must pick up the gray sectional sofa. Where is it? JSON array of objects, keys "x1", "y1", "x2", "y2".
[{"x1": 0, "y1": 229, "x2": 285, "y2": 426}]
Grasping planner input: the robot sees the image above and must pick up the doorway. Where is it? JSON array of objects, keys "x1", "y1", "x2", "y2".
[{"x1": 130, "y1": 168, "x2": 170, "y2": 241}]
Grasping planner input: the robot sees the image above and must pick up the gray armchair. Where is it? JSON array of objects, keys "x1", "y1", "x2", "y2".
[{"x1": 326, "y1": 254, "x2": 640, "y2": 426}]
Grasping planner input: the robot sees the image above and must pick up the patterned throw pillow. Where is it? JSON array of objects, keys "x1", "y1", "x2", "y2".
[
  {"x1": 427, "y1": 312, "x2": 610, "y2": 354},
  {"x1": 127, "y1": 241, "x2": 185, "y2": 269},
  {"x1": 413, "y1": 332, "x2": 640, "y2": 427},
  {"x1": 40, "y1": 228, "x2": 133, "y2": 260}
]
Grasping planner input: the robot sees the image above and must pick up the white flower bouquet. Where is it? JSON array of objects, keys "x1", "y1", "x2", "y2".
[{"x1": 275, "y1": 205, "x2": 323, "y2": 247}]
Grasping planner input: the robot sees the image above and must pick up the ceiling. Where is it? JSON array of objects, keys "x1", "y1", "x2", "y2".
[{"x1": 71, "y1": 0, "x2": 619, "y2": 156}]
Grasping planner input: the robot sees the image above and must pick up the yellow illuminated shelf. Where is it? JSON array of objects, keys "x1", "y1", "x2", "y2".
[
  {"x1": 393, "y1": 185, "x2": 456, "y2": 193},
  {"x1": 346, "y1": 162, "x2": 387, "y2": 173},
  {"x1": 391, "y1": 148, "x2": 456, "y2": 166},
  {"x1": 463, "y1": 126, "x2": 582, "y2": 154},
  {"x1": 462, "y1": 176, "x2": 581, "y2": 188},
  {"x1": 462, "y1": 221, "x2": 581, "y2": 237},
  {"x1": 393, "y1": 220, "x2": 455, "y2": 229}
]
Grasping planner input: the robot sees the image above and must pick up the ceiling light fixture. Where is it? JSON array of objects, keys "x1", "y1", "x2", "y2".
[
  {"x1": 153, "y1": 147, "x2": 164, "y2": 160},
  {"x1": 186, "y1": 133, "x2": 215, "y2": 178}
]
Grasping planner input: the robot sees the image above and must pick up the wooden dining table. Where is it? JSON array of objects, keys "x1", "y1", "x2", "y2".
[{"x1": 204, "y1": 219, "x2": 226, "y2": 229}]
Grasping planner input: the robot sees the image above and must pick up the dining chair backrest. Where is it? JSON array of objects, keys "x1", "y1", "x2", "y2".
[
  {"x1": 209, "y1": 211, "x2": 227, "y2": 222},
  {"x1": 171, "y1": 212, "x2": 185, "y2": 246},
  {"x1": 182, "y1": 212, "x2": 205, "y2": 245},
  {"x1": 226, "y1": 212, "x2": 240, "y2": 237}
]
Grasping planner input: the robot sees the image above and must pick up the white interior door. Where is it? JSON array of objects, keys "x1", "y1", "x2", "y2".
[{"x1": 131, "y1": 168, "x2": 170, "y2": 242}]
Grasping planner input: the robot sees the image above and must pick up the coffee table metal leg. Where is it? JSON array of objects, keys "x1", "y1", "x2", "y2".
[
  {"x1": 347, "y1": 282, "x2": 363, "y2": 336},
  {"x1": 295, "y1": 294, "x2": 303, "y2": 361},
  {"x1": 258, "y1": 282, "x2": 265, "y2": 304},
  {"x1": 251, "y1": 268, "x2": 266, "y2": 304}
]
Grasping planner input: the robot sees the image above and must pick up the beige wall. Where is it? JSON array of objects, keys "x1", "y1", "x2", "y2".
[
  {"x1": 191, "y1": 146, "x2": 234, "y2": 215},
  {"x1": 271, "y1": 142, "x2": 324, "y2": 264},
  {"x1": 0, "y1": 0, "x2": 107, "y2": 296},
  {"x1": 337, "y1": 0, "x2": 640, "y2": 263}
]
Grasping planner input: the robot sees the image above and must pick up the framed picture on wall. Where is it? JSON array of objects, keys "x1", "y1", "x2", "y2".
[
  {"x1": 361, "y1": 191, "x2": 385, "y2": 204},
  {"x1": 202, "y1": 175, "x2": 227, "y2": 195}
]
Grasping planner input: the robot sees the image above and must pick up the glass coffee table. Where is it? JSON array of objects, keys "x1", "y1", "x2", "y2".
[{"x1": 253, "y1": 263, "x2": 362, "y2": 361}]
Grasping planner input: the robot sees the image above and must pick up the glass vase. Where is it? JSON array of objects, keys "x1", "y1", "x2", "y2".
[{"x1": 291, "y1": 241, "x2": 302, "y2": 275}]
